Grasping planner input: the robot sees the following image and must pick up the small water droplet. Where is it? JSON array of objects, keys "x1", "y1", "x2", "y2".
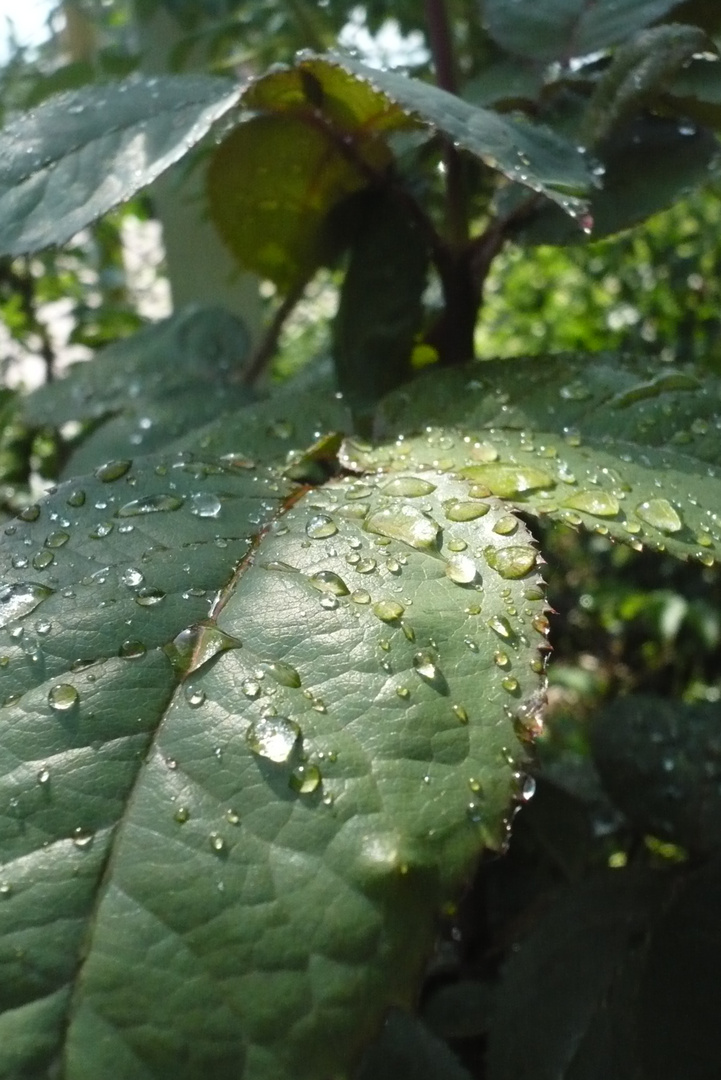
[
  {"x1": 487, "y1": 614, "x2": 512, "y2": 639},
  {"x1": 184, "y1": 685, "x2": 206, "y2": 707},
  {"x1": 48, "y1": 683, "x2": 79, "y2": 711},
  {"x1": 118, "y1": 493, "x2": 184, "y2": 517},
  {"x1": 453, "y1": 704, "x2": 469, "y2": 723},
  {"x1": 308, "y1": 570, "x2": 349, "y2": 596},
  {"x1": 356, "y1": 558, "x2": 377, "y2": 574},
  {"x1": 135, "y1": 588, "x2": 166, "y2": 607},
  {"x1": 485, "y1": 544, "x2": 537, "y2": 579},
  {"x1": 95, "y1": 460, "x2": 132, "y2": 482},
  {"x1": 445, "y1": 554, "x2": 477, "y2": 584},
  {"x1": 351, "y1": 590, "x2": 371, "y2": 604},
  {"x1": 189, "y1": 492, "x2": 222, "y2": 518},
  {"x1": 45, "y1": 530, "x2": 69, "y2": 549},
  {"x1": 119, "y1": 639, "x2": 146, "y2": 659},
  {"x1": 174, "y1": 806, "x2": 190, "y2": 824},
  {"x1": 121, "y1": 567, "x2": 144, "y2": 588},
  {"x1": 37, "y1": 767, "x2": 50, "y2": 785},
  {"x1": 413, "y1": 650, "x2": 446, "y2": 691},
  {"x1": 242, "y1": 678, "x2": 261, "y2": 698},
  {"x1": 73, "y1": 827, "x2": 94, "y2": 849},
  {"x1": 365, "y1": 504, "x2": 439, "y2": 551},
  {"x1": 502, "y1": 676, "x2": 520, "y2": 694},
  {"x1": 562, "y1": 490, "x2": 620, "y2": 518},
  {"x1": 396, "y1": 686, "x2": 410, "y2": 699},
  {"x1": 306, "y1": 514, "x2": 338, "y2": 539},
  {"x1": 259, "y1": 660, "x2": 301, "y2": 688},
  {"x1": 66, "y1": 489, "x2": 86, "y2": 507},
  {"x1": 462, "y1": 464, "x2": 555, "y2": 497},
  {"x1": 246, "y1": 715, "x2": 301, "y2": 763},
  {"x1": 494, "y1": 651, "x2": 510, "y2": 668},
  {"x1": 380, "y1": 476, "x2": 437, "y2": 497},
  {"x1": 209, "y1": 832, "x2": 226, "y2": 853},
  {"x1": 19, "y1": 504, "x2": 40, "y2": 522},
  {"x1": 444, "y1": 499, "x2": 489, "y2": 521},
  {"x1": 289, "y1": 763, "x2": 322, "y2": 793},
  {"x1": 164, "y1": 622, "x2": 241, "y2": 676}
]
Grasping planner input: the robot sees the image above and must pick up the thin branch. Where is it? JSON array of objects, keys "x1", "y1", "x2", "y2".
[{"x1": 242, "y1": 279, "x2": 306, "y2": 388}]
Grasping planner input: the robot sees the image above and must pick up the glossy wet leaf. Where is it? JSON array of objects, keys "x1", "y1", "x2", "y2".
[
  {"x1": 591, "y1": 695, "x2": 721, "y2": 853},
  {"x1": 0, "y1": 457, "x2": 547, "y2": 1078},
  {"x1": 483, "y1": 0, "x2": 683, "y2": 64},
  {"x1": 0, "y1": 75, "x2": 242, "y2": 256},
  {"x1": 376, "y1": 355, "x2": 721, "y2": 564},
  {"x1": 21, "y1": 307, "x2": 254, "y2": 476}
]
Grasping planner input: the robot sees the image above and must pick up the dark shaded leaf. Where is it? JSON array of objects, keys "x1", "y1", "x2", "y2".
[{"x1": 357, "y1": 1010, "x2": 474, "y2": 1080}]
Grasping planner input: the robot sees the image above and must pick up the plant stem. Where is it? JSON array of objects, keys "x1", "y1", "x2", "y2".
[
  {"x1": 242, "y1": 280, "x2": 306, "y2": 388},
  {"x1": 424, "y1": 0, "x2": 468, "y2": 248}
]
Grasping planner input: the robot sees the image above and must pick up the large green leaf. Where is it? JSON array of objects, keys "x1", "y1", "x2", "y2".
[
  {"x1": 0, "y1": 76, "x2": 242, "y2": 256},
  {"x1": 21, "y1": 307, "x2": 254, "y2": 476},
  {"x1": 483, "y1": 0, "x2": 684, "y2": 65},
  {"x1": 375, "y1": 355, "x2": 721, "y2": 564},
  {"x1": 0, "y1": 450, "x2": 547, "y2": 1078}
]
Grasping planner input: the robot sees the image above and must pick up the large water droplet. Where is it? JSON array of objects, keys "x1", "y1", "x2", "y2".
[
  {"x1": 445, "y1": 554, "x2": 477, "y2": 584},
  {"x1": 484, "y1": 544, "x2": 537, "y2": 579},
  {"x1": 0, "y1": 582, "x2": 54, "y2": 629},
  {"x1": 365, "y1": 504, "x2": 439, "y2": 551},
  {"x1": 289, "y1": 763, "x2": 322, "y2": 794},
  {"x1": 95, "y1": 459, "x2": 131, "y2": 482},
  {"x1": 117, "y1": 493, "x2": 184, "y2": 517},
  {"x1": 444, "y1": 499, "x2": 489, "y2": 521},
  {"x1": 45, "y1": 530, "x2": 70, "y2": 549},
  {"x1": 306, "y1": 514, "x2": 338, "y2": 539},
  {"x1": 561, "y1": 490, "x2": 620, "y2": 518},
  {"x1": 461, "y1": 464, "x2": 555, "y2": 497},
  {"x1": 635, "y1": 498, "x2": 683, "y2": 534},
  {"x1": 380, "y1": 476, "x2": 437, "y2": 497},
  {"x1": 487, "y1": 614, "x2": 512, "y2": 639},
  {"x1": 492, "y1": 514, "x2": 518, "y2": 536},
  {"x1": 189, "y1": 492, "x2": 222, "y2": 518},
  {"x1": 373, "y1": 599, "x2": 405, "y2": 622},
  {"x1": 48, "y1": 683, "x2": 79, "y2": 711},
  {"x1": 259, "y1": 660, "x2": 301, "y2": 688},
  {"x1": 121, "y1": 567, "x2": 144, "y2": 588},
  {"x1": 164, "y1": 622, "x2": 241, "y2": 676},
  {"x1": 309, "y1": 570, "x2": 349, "y2": 596},
  {"x1": 246, "y1": 716, "x2": 301, "y2": 763}
]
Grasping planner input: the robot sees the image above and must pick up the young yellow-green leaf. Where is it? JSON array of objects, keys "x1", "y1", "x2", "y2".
[
  {"x1": 483, "y1": 0, "x2": 683, "y2": 65},
  {"x1": 0, "y1": 455, "x2": 547, "y2": 1080},
  {"x1": 0, "y1": 75, "x2": 242, "y2": 256},
  {"x1": 21, "y1": 307, "x2": 255, "y2": 477},
  {"x1": 375, "y1": 355, "x2": 721, "y2": 565}
]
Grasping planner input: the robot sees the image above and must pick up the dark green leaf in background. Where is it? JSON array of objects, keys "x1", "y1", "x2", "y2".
[{"x1": 0, "y1": 75, "x2": 242, "y2": 256}]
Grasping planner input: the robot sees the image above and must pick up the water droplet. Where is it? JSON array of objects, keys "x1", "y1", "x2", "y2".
[
  {"x1": 635, "y1": 498, "x2": 683, "y2": 534},
  {"x1": 19, "y1": 504, "x2": 40, "y2": 522},
  {"x1": 559, "y1": 381, "x2": 591, "y2": 401},
  {"x1": 461, "y1": 464, "x2": 555, "y2": 497},
  {"x1": 241, "y1": 678, "x2": 261, "y2": 698},
  {"x1": 561, "y1": 490, "x2": 620, "y2": 517},
  {"x1": 89, "y1": 522, "x2": 114, "y2": 539},
  {"x1": 373, "y1": 599, "x2": 405, "y2": 622},
  {"x1": 401, "y1": 622, "x2": 415, "y2": 641},
  {"x1": 453, "y1": 704, "x2": 469, "y2": 723},
  {"x1": 396, "y1": 686, "x2": 410, "y2": 699},
  {"x1": 308, "y1": 570, "x2": 349, "y2": 596},
  {"x1": 351, "y1": 590, "x2": 371, "y2": 604},
  {"x1": 174, "y1": 806, "x2": 190, "y2": 823},
  {"x1": 306, "y1": 514, "x2": 338, "y2": 539},
  {"x1": 532, "y1": 614, "x2": 550, "y2": 634},
  {"x1": 494, "y1": 651, "x2": 510, "y2": 668},
  {"x1": 189, "y1": 492, "x2": 222, "y2": 518},
  {"x1": 226, "y1": 809, "x2": 240, "y2": 824},
  {"x1": 209, "y1": 832, "x2": 226, "y2": 854},
  {"x1": 0, "y1": 582, "x2": 54, "y2": 628},
  {"x1": 246, "y1": 715, "x2": 301, "y2": 763},
  {"x1": 185, "y1": 685, "x2": 206, "y2": 707},
  {"x1": 485, "y1": 544, "x2": 537, "y2": 579},
  {"x1": 95, "y1": 460, "x2": 131, "y2": 482},
  {"x1": 135, "y1": 588, "x2": 166, "y2": 607},
  {"x1": 356, "y1": 558, "x2": 377, "y2": 574},
  {"x1": 48, "y1": 683, "x2": 79, "y2": 711},
  {"x1": 413, "y1": 650, "x2": 447, "y2": 692},
  {"x1": 447, "y1": 538, "x2": 468, "y2": 552},
  {"x1": 164, "y1": 622, "x2": 241, "y2": 676},
  {"x1": 520, "y1": 775, "x2": 536, "y2": 801},
  {"x1": 119, "y1": 639, "x2": 146, "y2": 659},
  {"x1": 121, "y1": 568, "x2": 144, "y2": 588},
  {"x1": 45, "y1": 530, "x2": 69, "y2": 549},
  {"x1": 365, "y1": 504, "x2": 439, "y2": 550},
  {"x1": 118, "y1": 493, "x2": 184, "y2": 517},
  {"x1": 37, "y1": 767, "x2": 50, "y2": 785},
  {"x1": 289, "y1": 763, "x2": 322, "y2": 793},
  {"x1": 444, "y1": 499, "x2": 489, "y2": 521},
  {"x1": 259, "y1": 660, "x2": 301, "y2": 687},
  {"x1": 487, "y1": 614, "x2": 512, "y2": 639},
  {"x1": 73, "y1": 827, "x2": 94, "y2": 849},
  {"x1": 380, "y1": 476, "x2": 437, "y2": 497},
  {"x1": 492, "y1": 514, "x2": 518, "y2": 536},
  {"x1": 502, "y1": 676, "x2": 520, "y2": 694},
  {"x1": 445, "y1": 554, "x2": 477, "y2": 584},
  {"x1": 32, "y1": 551, "x2": 54, "y2": 571},
  {"x1": 66, "y1": 489, "x2": 86, "y2": 507}
]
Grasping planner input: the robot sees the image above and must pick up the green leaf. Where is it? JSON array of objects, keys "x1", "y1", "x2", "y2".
[
  {"x1": 508, "y1": 115, "x2": 719, "y2": 244},
  {"x1": 21, "y1": 307, "x2": 254, "y2": 476},
  {"x1": 207, "y1": 57, "x2": 411, "y2": 291},
  {"x1": 0, "y1": 454, "x2": 547, "y2": 1078},
  {"x1": 375, "y1": 355, "x2": 721, "y2": 565},
  {"x1": 591, "y1": 695, "x2": 721, "y2": 852},
  {"x1": 486, "y1": 870, "x2": 670, "y2": 1080},
  {"x1": 483, "y1": 0, "x2": 684, "y2": 65},
  {"x1": 335, "y1": 56, "x2": 595, "y2": 219},
  {"x1": 0, "y1": 75, "x2": 242, "y2": 256},
  {"x1": 357, "y1": 1010, "x2": 474, "y2": 1080},
  {"x1": 332, "y1": 189, "x2": 429, "y2": 412},
  {"x1": 585, "y1": 24, "x2": 709, "y2": 143}
]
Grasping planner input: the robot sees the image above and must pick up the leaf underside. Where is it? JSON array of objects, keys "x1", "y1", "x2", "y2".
[{"x1": 0, "y1": 449, "x2": 547, "y2": 1079}]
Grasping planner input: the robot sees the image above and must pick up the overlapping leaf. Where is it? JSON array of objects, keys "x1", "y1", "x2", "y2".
[
  {"x1": 0, "y1": 75, "x2": 242, "y2": 256},
  {"x1": 374, "y1": 355, "x2": 721, "y2": 564},
  {"x1": 0, "y1": 449, "x2": 548, "y2": 1079}
]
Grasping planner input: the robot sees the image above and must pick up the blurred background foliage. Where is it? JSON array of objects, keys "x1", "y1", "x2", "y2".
[{"x1": 1, "y1": 2, "x2": 720, "y2": 1075}]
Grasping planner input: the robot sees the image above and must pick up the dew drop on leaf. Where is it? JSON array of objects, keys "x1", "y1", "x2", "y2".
[
  {"x1": 0, "y1": 582, "x2": 54, "y2": 628},
  {"x1": 189, "y1": 492, "x2": 222, "y2": 518},
  {"x1": 259, "y1": 660, "x2": 301, "y2": 688},
  {"x1": 19, "y1": 504, "x2": 40, "y2": 522},
  {"x1": 453, "y1": 704, "x2": 469, "y2": 723},
  {"x1": 444, "y1": 499, "x2": 489, "y2": 521},
  {"x1": 164, "y1": 622, "x2": 241, "y2": 676},
  {"x1": 561, "y1": 490, "x2": 620, "y2": 517},
  {"x1": 484, "y1": 544, "x2": 537, "y2": 579},
  {"x1": 445, "y1": 554, "x2": 477, "y2": 584},
  {"x1": 209, "y1": 833, "x2": 226, "y2": 854},
  {"x1": 32, "y1": 551, "x2": 54, "y2": 571},
  {"x1": 184, "y1": 686, "x2": 206, "y2": 707},
  {"x1": 135, "y1": 588, "x2": 166, "y2": 607},
  {"x1": 241, "y1": 679, "x2": 261, "y2": 698},
  {"x1": 413, "y1": 649, "x2": 447, "y2": 691},
  {"x1": 66, "y1": 489, "x2": 86, "y2": 507},
  {"x1": 306, "y1": 514, "x2": 338, "y2": 539},
  {"x1": 487, "y1": 614, "x2": 512, "y2": 639},
  {"x1": 373, "y1": 599, "x2": 405, "y2": 622},
  {"x1": 351, "y1": 590, "x2": 371, "y2": 604},
  {"x1": 246, "y1": 716, "x2": 301, "y2": 763},
  {"x1": 45, "y1": 530, "x2": 70, "y2": 549},
  {"x1": 502, "y1": 676, "x2": 520, "y2": 694},
  {"x1": 94, "y1": 460, "x2": 131, "y2": 482},
  {"x1": 308, "y1": 570, "x2": 349, "y2": 596},
  {"x1": 48, "y1": 683, "x2": 79, "y2": 711},
  {"x1": 119, "y1": 639, "x2": 146, "y2": 659},
  {"x1": 117, "y1": 493, "x2": 184, "y2": 516},
  {"x1": 289, "y1": 763, "x2": 322, "y2": 794},
  {"x1": 461, "y1": 463, "x2": 555, "y2": 497},
  {"x1": 364, "y1": 504, "x2": 439, "y2": 550},
  {"x1": 635, "y1": 498, "x2": 683, "y2": 534},
  {"x1": 380, "y1": 476, "x2": 437, "y2": 497}
]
